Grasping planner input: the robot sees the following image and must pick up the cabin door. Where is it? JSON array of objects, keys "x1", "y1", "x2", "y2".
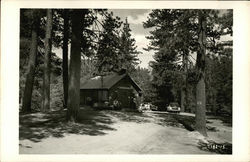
[{"x1": 117, "y1": 88, "x2": 134, "y2": 108}]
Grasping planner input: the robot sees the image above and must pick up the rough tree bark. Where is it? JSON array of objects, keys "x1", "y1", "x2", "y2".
[
  {"x1": 62, "y1": 9, "x2": 69, "y2": 108},
  {"x1": 181, "y1": 53, "x2": 188, "y2": 112},
  {"x1": 67, "y1": 10, "x2": 86, "y2": 122},
  {"x1": 181, "y1": 89, "x2": 185, "y2": 112},
  {"x1": 42, "y1": 9, "x2": 53, "y2": 112},
  {"x1": 195, "y1": 12, "x2": 207, "y2": 136},
  {"x1": 22, "y1": 11, "x2": 40, "y2": 113}
]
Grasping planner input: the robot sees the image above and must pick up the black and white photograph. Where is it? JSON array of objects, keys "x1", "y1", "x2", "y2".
[
  {"x1": 1, "y1": 1, "x2": 250, "y2": 161},
  {"x1": 18, "y1": 8, "x2": 233, "y2": 154}
]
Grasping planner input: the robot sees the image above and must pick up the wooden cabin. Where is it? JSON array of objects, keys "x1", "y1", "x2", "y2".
[{"x1": 80, "y1": 71, "x2": 142, "y2": 109}]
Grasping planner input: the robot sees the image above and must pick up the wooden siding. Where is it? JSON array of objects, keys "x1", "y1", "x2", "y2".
[
  {"x1": 80, "y1": 75, "x2": 141, "y2": 108},
  {"x1": 80, "y1": 89, "x2": 108, "y2": 105}
]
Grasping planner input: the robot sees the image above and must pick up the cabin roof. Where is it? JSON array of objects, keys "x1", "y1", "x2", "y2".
[{"x1": 80, "y1": 73, "x2": 142, "y2": 92}]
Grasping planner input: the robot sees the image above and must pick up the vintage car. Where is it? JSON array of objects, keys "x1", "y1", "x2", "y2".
[
  {"x1": 166, "y1": 102, "x2": 181, "y2": 113},
  {"x1": 139, "y1": 103, "x2": 157, "y2": 111}
]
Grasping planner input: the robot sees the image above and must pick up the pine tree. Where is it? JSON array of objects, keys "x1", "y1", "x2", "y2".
[
  {"x1": 67, "y1": 10, "x2": 88, "y2": 122},
  {"x1": 22, "y1": 10, "x2": 40, "y2": 113},
  {"x1": 144, "y1": 9, "x2": 233, "y2": 136},
  {"x1": 42, "y1": 9, "x2": 53, "y2": 112},
  {"x1": 96, "y1": 12, "x2": 122, "y2": 73},
  {"x1": 96, "y1": 13, "x2": 140, "y2": 74},
  {"x1": 195, "y1": 11, "x2": 207, "y2": 136},
  {"x1": 118, "y1": 18, "x2": 140, "y2": 72},
  {"x1": 62, "y1": 9, "x2": 69, "y2": 108}
]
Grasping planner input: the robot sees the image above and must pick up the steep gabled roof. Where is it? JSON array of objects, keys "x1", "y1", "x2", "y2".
[{"x1": 80, "y1": 73, "x2": 141, "y2": 92}]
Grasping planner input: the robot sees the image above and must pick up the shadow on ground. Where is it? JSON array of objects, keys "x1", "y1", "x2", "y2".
[
  {"x1": 207, "y1": 115, "x2": 232, "y2": 127},
  {"x1": 19, "y1": 109, "x2": 186, "y2": 143},
  {"x1": 19, "y1": 109, "x2": 117, "y2": 143},
  {"x1": 147, "y1": 112, "x2": 185, "y2": 128},
  {"x1": 106, "y1": 110, "x2": 185, "y2": 129},
  {"x1": 106, "y1": 110, "x2": 152, "y2": 123}
]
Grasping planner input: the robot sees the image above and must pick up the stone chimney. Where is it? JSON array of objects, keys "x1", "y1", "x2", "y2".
[{"x1": 118, "y1": 68, "x2": 127, "y2": 75}]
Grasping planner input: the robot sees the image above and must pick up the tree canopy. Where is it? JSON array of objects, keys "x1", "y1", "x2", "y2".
[{"x1": 144, "y1": 9, "x2": 233, "y2": 135}]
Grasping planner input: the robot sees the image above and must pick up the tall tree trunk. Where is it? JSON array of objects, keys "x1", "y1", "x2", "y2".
[
  {"x1": 67, "y1": 10, "x2": 86, "y2": 122},
  {"x1": 181, "y1": 87, "x2": 185, "y2": 112},
  {"x1": 22, "y1": 12, "x2": 40, "y2": 113},
  {"x1": 181, "y1": 53, "x2": 188, "y2": 112},
  {"x1": 184, "y1": 53, "x2": 188, "y2": 112},
  {"x1": 62, "y1": 9, "x2": 69, "y2": 108},
  {"x1": 212, "y1": 93, "x2": 217, "y2": 115},
  {"x1": 195, "y1": 13, "x2": 207, "y2": 136},
  {"x1": 42, "y1": 9, "x2": 53, "y2": 112}
]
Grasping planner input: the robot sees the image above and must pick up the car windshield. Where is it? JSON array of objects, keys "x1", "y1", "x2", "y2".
[{"x1": 170, "y1": 103, "x2": 179, "y2": 107}]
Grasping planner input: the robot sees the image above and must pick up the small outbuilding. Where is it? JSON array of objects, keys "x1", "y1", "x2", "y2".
[{"x1": 80, "y1": 70, "x2": 142, "y2": 109}]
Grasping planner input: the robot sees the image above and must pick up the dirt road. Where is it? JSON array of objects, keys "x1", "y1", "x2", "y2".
[{"x1": 19, "y1": 109, "x2": 231, "y2": 154}]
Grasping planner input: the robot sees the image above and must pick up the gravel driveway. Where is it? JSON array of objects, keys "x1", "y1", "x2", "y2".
[{"x1": 19, "y1": 109, "x2": 231, "y2": 154}]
